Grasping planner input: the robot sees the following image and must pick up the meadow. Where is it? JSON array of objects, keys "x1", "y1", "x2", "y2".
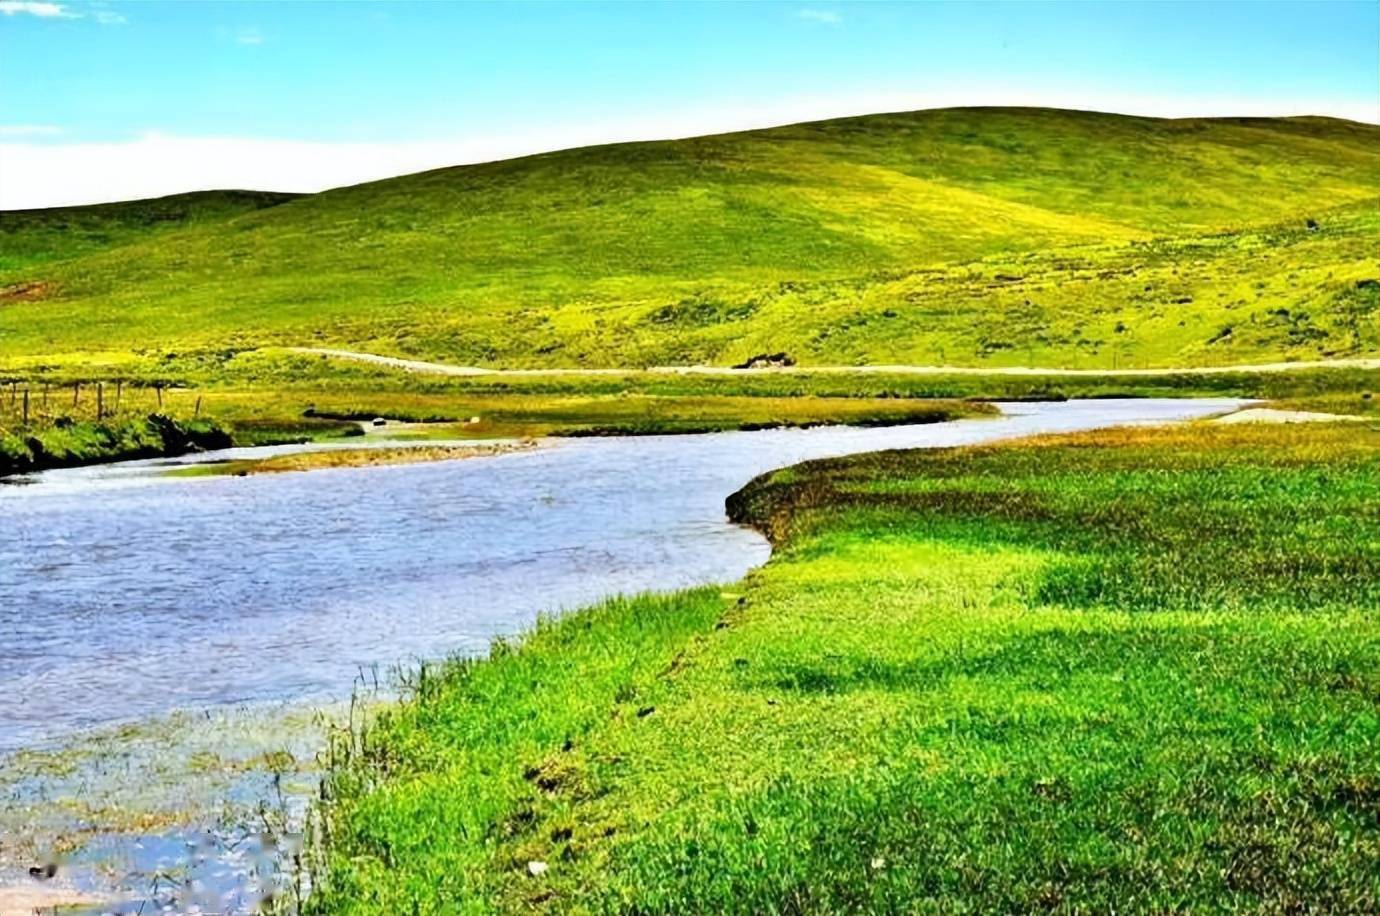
[
  {"x1": 2, "y1": 109, "x2": 1378, "y2": 371},
  {"x1": 308, "y1": 420, "x2": 1380, "y2": 913}
]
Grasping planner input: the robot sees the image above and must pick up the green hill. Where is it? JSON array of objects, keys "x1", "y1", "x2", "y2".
[
  {"x1": 2, "y1": 108, "x2": 1378, "y2": 369},
  {"x1": 0, "y1": 189, "x2": 300, "y2": 274}
]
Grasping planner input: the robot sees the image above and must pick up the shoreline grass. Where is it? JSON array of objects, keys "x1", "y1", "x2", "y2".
[
  {"x1": 308, "y1": 420, "x2": 1380, "y2": 913},
  {"x1": 3, "y1": 346, "x2": 1372, "y2": 476},
  {"x1": 0, "y1": 413, "x2": 231, "y2": 476}
]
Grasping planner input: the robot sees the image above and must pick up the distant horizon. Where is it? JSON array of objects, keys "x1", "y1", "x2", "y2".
[{"x1": 3, "y1": 0, "x2": 1376, "y2": 209}]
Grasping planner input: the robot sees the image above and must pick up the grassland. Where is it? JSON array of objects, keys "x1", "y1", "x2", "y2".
[
  {"x1": 308, "y1": 420, "x2": 1380, "y2": 913},
  {"x1": 7, "y1": 104, "x2": 1379, "y2": 909},
  {"x1": 0, "y1": 189, "x2": 298, "y2": 274},
  {"x1": 2, "y1": 109, "x2": 1378, "y2": 370}
]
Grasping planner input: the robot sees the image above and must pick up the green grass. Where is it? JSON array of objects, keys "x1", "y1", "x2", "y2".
[
  {"x1": 0, "y1": 189, "x2": 299, "y2": 273},
  {"x1": 0, "y1": 413, "x2": 231, "y2": 475},
  {"x1": 2, "y1": 109, "x2": 1378, "y2": 369},
  {"x1": 309, "y1": 421, "x2": 1380, "y2": 913},
  {"x1": 0, "y1": 351, "x2": 1004, "y2": 473}
]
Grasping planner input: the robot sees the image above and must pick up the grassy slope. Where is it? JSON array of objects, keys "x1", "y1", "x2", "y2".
[
  {"x1": 2, "y1": 109, "x2": 1378, "y2": 368},
  {"x1": 0, "y1": 189, "x2": 299, "y2": 274},
  {"x1": 311, "y1": 421, "x2": 1380, "y2": 913}
]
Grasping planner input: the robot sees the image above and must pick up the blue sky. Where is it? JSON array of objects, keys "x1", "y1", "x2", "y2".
[{"x1": 1, "y1": 1, "x2": 1377, "y2": 207}]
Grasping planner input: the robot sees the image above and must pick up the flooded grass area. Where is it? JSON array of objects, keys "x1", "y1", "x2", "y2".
[{"x1": 0, "y1": 696, "x2": 362, "y2": 913}]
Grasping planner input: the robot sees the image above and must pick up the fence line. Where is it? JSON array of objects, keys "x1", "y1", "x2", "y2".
[{"x1": 0, "y1": 381, "x2": 204, "y2": 428}]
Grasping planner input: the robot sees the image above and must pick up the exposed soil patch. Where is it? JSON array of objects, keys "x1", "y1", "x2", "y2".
[{"x1": 0, "y1": 281, "x2": 52, "y2": 305}]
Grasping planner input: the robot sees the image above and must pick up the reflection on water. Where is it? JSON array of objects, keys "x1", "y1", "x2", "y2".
[{"x1": 0, "y1": 399, "x2": 1243, "y2": 910}]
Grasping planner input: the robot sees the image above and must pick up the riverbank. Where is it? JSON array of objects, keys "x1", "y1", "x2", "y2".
[
  {"x1": 309, "y1": 419, "x2": 1380, "y2": 913},
  {"x1": 3, "y1": 350, "x2": 1024, "y2": 475},
  {"x1": 0, "y1": 413, "x2": 230, "y2": 477}
]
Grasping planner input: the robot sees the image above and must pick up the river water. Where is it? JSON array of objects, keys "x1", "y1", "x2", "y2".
[{"x1": 0, "y1": 398, "x2": 1242, "y2": 911}]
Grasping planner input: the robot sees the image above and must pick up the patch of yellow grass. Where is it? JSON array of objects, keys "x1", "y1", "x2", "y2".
[{"x1": 195, "y1": 442, "x2": 535, "y2": 477}]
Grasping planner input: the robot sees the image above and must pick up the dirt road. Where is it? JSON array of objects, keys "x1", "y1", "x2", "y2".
[{"x1": 290, "y1": 347, "x2": 1380, "y2": 379}]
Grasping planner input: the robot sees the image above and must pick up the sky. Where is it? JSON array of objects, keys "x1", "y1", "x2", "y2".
[{"x1": 1, "y1": 0, "x2": 1377, "y2": 209}]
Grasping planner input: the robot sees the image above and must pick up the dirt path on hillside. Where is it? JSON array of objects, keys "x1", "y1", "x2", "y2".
[{"x1": 289, "y1": 347, "x2": 1380, "y2": 379}]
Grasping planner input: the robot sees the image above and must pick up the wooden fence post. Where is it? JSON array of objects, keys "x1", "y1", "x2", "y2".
[
  {"x1": 22, "y1": 388, "x2": 29, "y2": 425},
  {"x1": 194, "y1": 395, "x2": 203, "y2": 418},
  {"x1": 97, "y1": 382, "x2": 104, "y2": 420}
]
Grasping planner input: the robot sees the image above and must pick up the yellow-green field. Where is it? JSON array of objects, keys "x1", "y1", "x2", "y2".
[{"x1": 2, "y1": 109, "x2": 1377, "y2": 370}]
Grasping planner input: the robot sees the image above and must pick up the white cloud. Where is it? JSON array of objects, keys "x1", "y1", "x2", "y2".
[
  {"x1": 798, "y1": 9, "x2": 841, "y2": 25},
  {"x1": 0, "y1": 124, "x2": 62, "y2": 136},
  {"x1": 0, "y1": 1, "x2": 77, "y2": 18},
  {"x1": 235, "y1": 28, "x2": 263, "y2": 45},
  {"x1": 0, "y1": 1, "x2": 125, "y2": 22},
  {"x1": 2, "y1": 87, "x2": 1376, "y2": 209}
]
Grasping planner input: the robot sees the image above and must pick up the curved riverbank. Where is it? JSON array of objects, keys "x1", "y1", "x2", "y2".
[
  {"x1": 0, "y1": 400, "x2": 1246, "y2": 912},
  {"x1": 308, "y1": 418, "x2": 1380, "y2": 914}
]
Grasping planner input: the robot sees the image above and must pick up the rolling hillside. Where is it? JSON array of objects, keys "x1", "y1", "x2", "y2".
[
  {"x1": 1, "y1": 108, "x2": 1378, "y2": 369},
  {"x1": 0, "y1": 189, "x2": 300, "y2": 274}
]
